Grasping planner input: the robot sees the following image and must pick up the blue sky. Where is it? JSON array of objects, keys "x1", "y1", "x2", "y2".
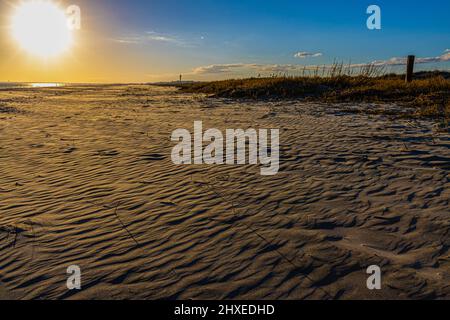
[{"x1": 0, "y1": 0, "x2": 449, "y2": 82}]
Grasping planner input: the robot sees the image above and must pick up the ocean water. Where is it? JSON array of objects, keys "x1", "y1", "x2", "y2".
[{"x1": 0, "y1": 82, "x2": 64, "y2": 89}]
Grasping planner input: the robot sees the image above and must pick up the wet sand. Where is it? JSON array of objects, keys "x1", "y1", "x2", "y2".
[{"x1": 0, "y1": 85, "x2": 448, "y2": 299}]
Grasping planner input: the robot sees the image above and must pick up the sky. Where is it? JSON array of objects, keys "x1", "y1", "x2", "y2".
[{"x1": 0, "y1": 0, "x2": 449, "y2": 83}]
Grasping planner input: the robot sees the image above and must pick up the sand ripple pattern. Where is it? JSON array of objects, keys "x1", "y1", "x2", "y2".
[{"x1": 0, "y1": 85, "x2": 448, "y2": 299}]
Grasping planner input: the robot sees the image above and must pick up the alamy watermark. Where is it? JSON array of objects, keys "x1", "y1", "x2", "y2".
[
  {"x1": 367, "y1": 5, "x2": 381, "y2": 30},
  {"x1": 171, "y1": 121, "x2": 280, "y2": 176},
  {"x1": 366, "y1": 265, "x2": 382, "y2": 290},
  {"x1": 66, "y1": 265, "x2": 81, "y2": 290},
  {"x1": 66, "y1": 5, "x2": 81, "y2": 30}
]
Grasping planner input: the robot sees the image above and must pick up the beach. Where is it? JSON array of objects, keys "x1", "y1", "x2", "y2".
[{"x1": 0, "y1": 85, "x2": 448, "y2": 299}]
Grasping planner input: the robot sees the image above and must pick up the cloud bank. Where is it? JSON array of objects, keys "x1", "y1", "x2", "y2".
[
  {"x1": 370, "y1": 51, "x2": 450, "y2": 67},
  {"x1": 192, "y1": 50, "x2": 450, "y2": 75}
]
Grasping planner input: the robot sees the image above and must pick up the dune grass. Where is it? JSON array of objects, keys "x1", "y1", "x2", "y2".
[{"x1": 180, "y1": 73, "x2": 450, "y2": 121}]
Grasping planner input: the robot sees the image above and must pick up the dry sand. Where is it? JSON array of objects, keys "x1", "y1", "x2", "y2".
[{"x1": 0, "y1": 85, "x2": 448, "y2": 300}]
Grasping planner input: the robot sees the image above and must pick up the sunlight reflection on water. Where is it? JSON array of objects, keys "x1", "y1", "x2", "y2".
[
  {"x1": 30, "y1": 83, "x2": 64, "y2": 88},
  {"x1": 0, "y1": 82, "x2": 67, "y2": 89}
]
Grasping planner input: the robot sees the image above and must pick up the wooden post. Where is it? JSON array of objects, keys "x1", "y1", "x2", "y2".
[{"x1": 405, "y1": 55, "x2": 415, "y2": 83}]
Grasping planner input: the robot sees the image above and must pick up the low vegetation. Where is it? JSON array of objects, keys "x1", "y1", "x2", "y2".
[{"x1": 179, "y1": 72, "x2": 450, "y2": 121}]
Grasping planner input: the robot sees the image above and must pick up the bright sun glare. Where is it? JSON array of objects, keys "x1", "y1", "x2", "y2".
[{"x1": 11, "y1": 0, "x2": 72, "y2": 58}]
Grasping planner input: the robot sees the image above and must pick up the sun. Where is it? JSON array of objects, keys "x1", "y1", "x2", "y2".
[{"x1": 11, "y1": 0, "x2": 73, "y2": 58}]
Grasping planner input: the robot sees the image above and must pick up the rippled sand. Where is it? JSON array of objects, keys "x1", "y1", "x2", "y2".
[{"x1": 0, "y1": 85, "x2": 448, "y2": 300}]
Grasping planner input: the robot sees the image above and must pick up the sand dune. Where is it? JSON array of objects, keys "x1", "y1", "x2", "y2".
[{"x1": 0, "y1": 85, "x2": 448, "y2": 299}]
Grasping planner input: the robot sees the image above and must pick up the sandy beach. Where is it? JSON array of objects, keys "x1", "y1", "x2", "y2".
[{"x1": 0, "y1": 85, "x2": 448, "y2": 300}]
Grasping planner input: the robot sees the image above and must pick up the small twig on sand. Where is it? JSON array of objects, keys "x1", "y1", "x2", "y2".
[
  {"x1": 113, "y1": 202, "x2": 140, "y2": 246},
  {"x1": 86, "y1": 200, "x2": 139, "y2": 246},
  {"x1": 0, "y1": 222, "x2": 36, "y2": 255}
]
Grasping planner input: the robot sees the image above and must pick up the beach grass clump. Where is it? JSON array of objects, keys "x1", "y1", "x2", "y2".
[{"x1": 180, "y1": 72, "x2": 450, "y2": 120}]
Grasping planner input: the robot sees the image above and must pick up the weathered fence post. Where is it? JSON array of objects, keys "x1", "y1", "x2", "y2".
[{"x1": 405, "y1": 55, "x2": 415, "y2": 83}]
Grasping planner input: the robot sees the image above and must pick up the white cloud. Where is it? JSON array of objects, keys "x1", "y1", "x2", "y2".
[
  {"x1": 113, "y1": 31, "x2": 187, "y2": 46},
  {"x1": 294, "y1": 51, "x2": 323, "y2": 58},
  {"x1": 113, "y1": 36, "x2": 142, "y2": 44},
  {"x1": 191, "y1": 51, "x2": 450, "y2": 76},
  {"x1": 192, "y1": 63, "x2": 328, "y2": 75},
  {"x1": 192, "y1": 64, "x2": 249, "y2": 74},
  {"x1": 145, "y1": 31, "x2": 181, "y2": 44},
  {"x1": 192, "y1": 50, "x2": 450, "y2": 75},
  {"x1": 370, "y1": 51, "x2": 450, "y2": 66}
]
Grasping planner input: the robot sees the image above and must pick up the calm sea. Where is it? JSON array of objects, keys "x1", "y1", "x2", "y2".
[{"x1": 0, "y1": 82, "x2": 65, "y2": 89}]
